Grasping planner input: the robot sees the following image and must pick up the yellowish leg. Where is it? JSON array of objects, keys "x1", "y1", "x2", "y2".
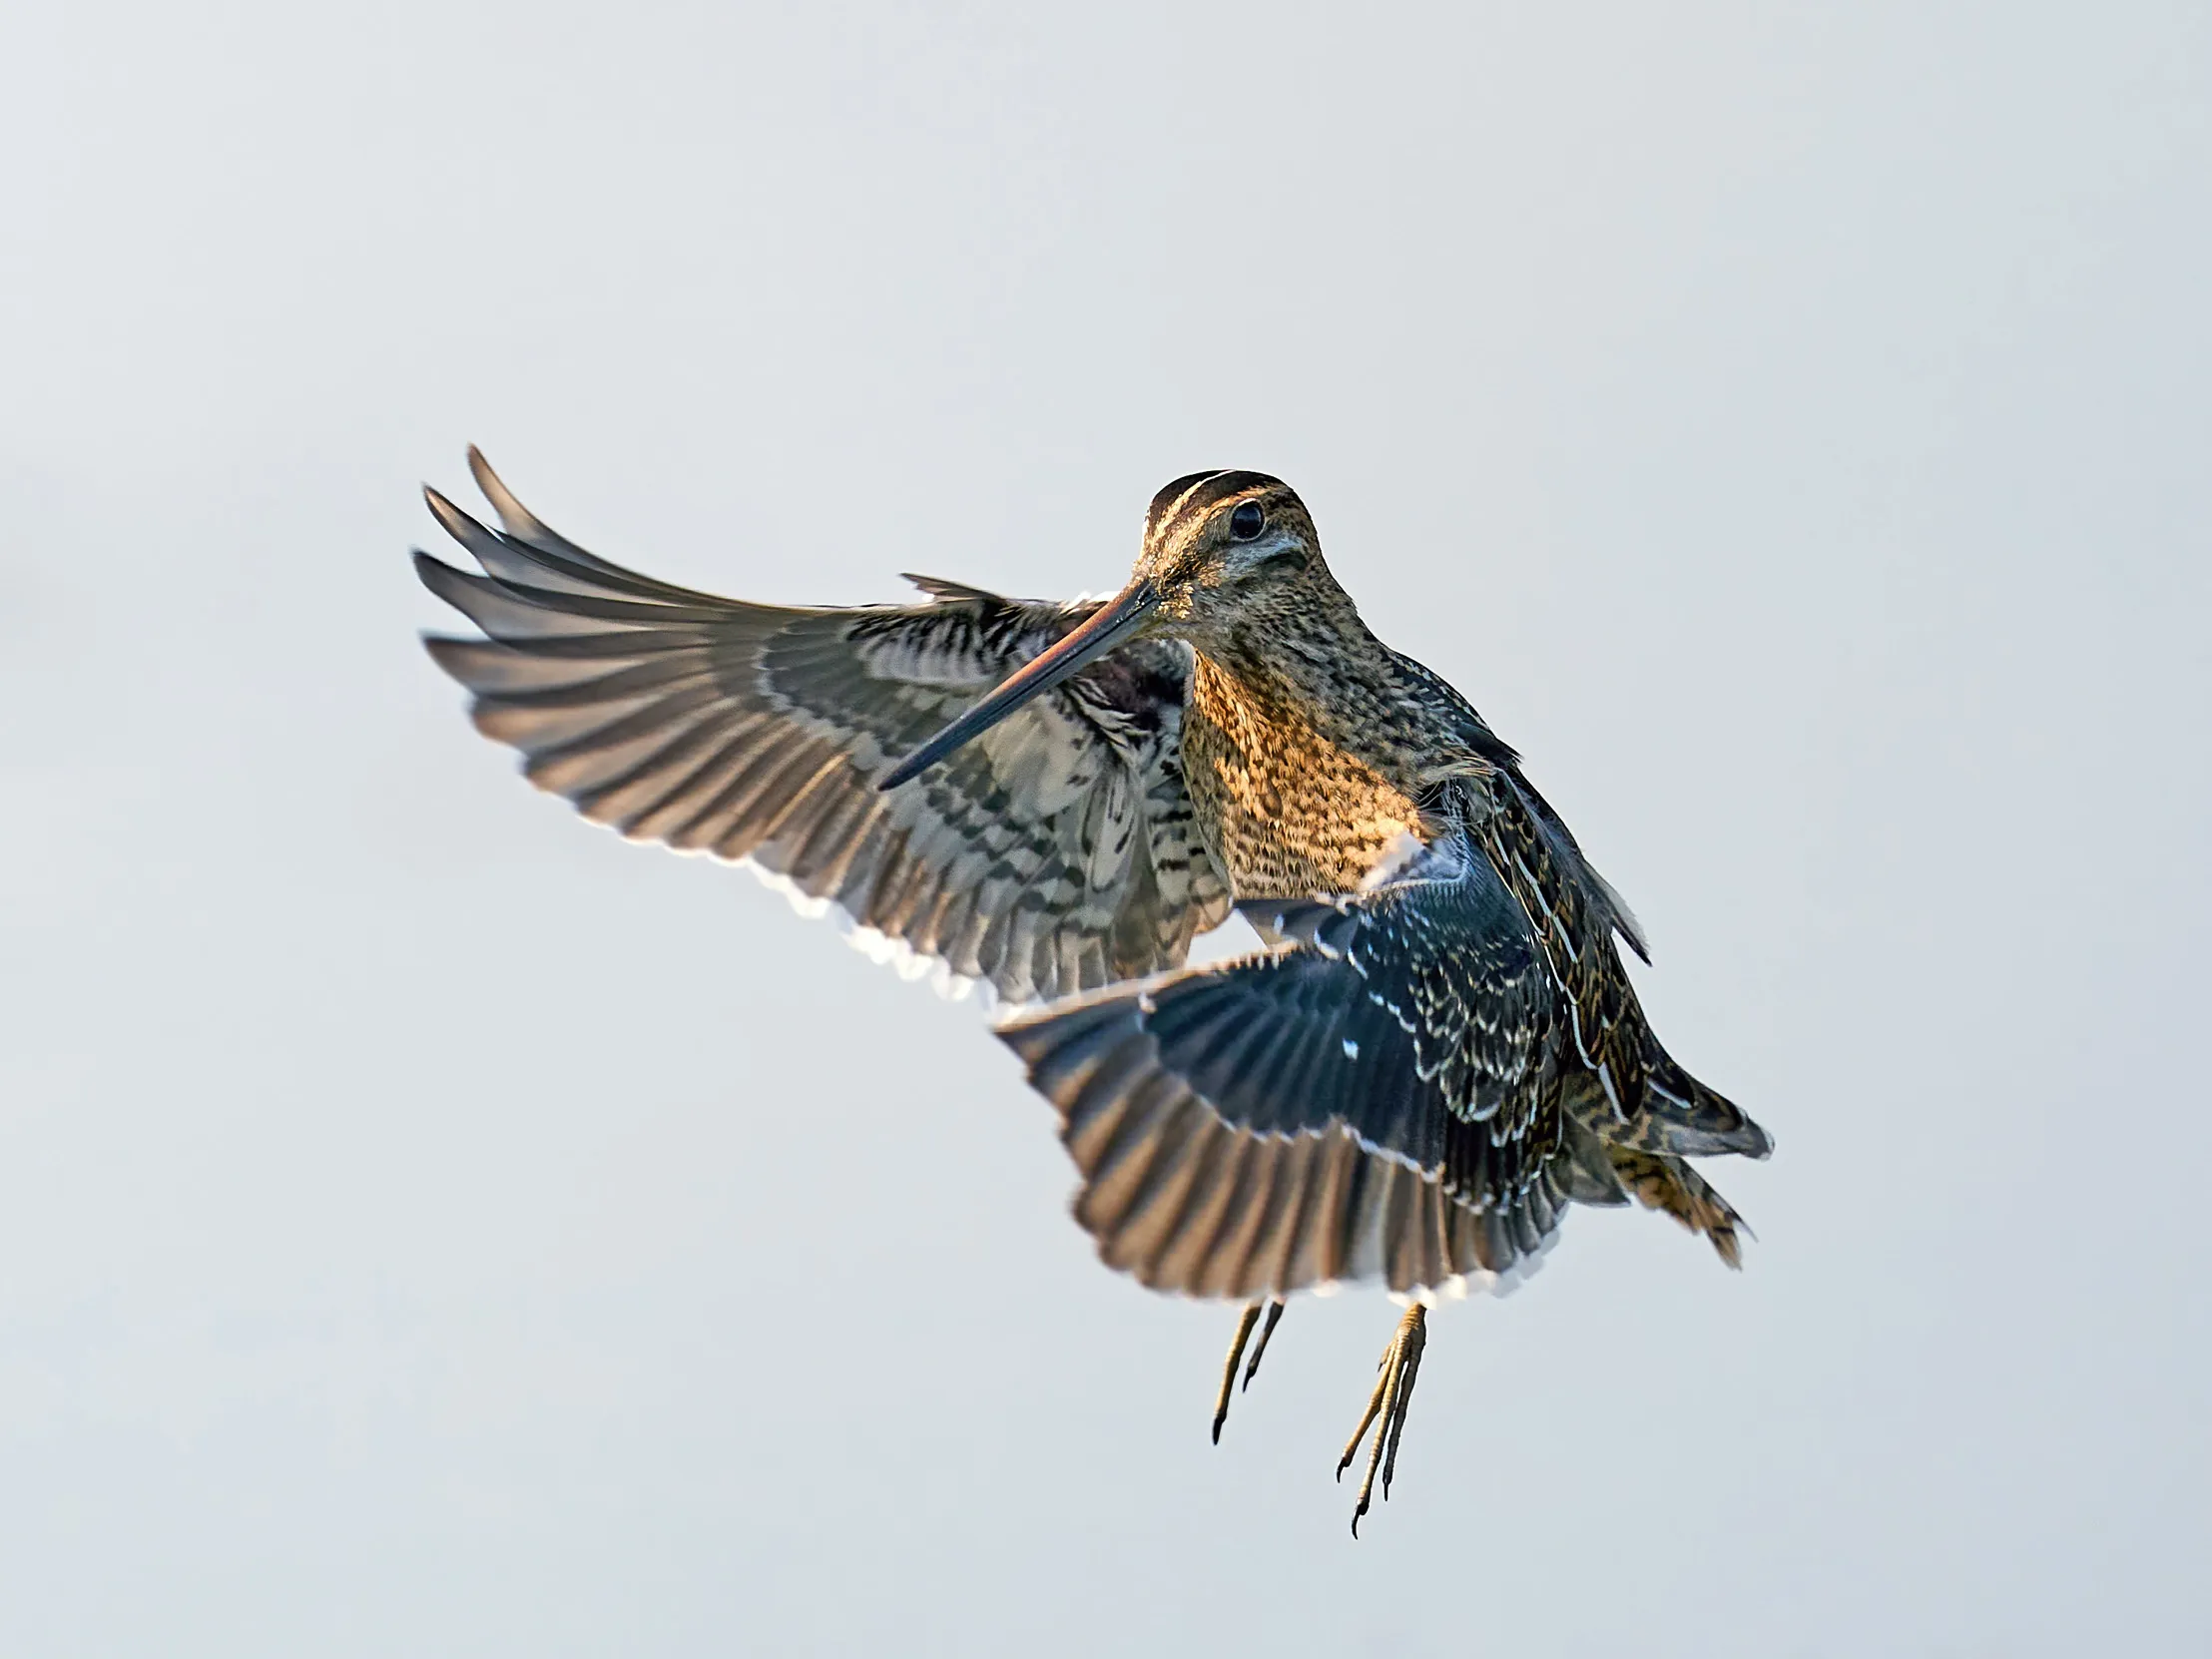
[
  {"x1": 1212, "y1": 1303, "x2": 1263, "y2": 1443},
  {"x1": 1335, "y1": 1304, "x2": 1426, "y2": 1536},
  {"x1": 1211, "y1": 1299, "x2": 1286, "y2": 1442},
  {"x1": 1244, "y1": 1299, "x2": 1286, "y2": 1389}
]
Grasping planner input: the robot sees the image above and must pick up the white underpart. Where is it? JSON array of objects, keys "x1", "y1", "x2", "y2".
[{"x1": 1359, "y1": 829, "x2": 1430, "y2": 891}]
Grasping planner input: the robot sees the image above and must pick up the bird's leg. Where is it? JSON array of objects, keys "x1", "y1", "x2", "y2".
[
  {"x1": 1336, "y1": 1303, "x2": 1426, "y2": 1536},
  {"x1": 1211, "y1": 1303, "x2": 1262, "y2": 1442},
  {"x1": 1210, "y1": 1299, "x2": 1286, "y2": 1442},
  {"x1": 1244, "y1": 1298, "x2": 1287, "y2": 1388}
]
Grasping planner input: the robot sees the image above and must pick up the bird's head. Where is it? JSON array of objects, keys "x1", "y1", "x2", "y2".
[
  {"x1": 877, "y1": 471, "x2": 1341, "y2": 790},
  {"x1": 1129, "y1": 469, "x2": 1337, "y2": 640}
]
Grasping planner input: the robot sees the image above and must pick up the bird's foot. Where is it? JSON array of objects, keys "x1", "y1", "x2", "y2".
[
  {"x1": 1211, "y1": 1298, "x2": 1287, "y2": 1442},
  {"x1": 1336, "y1": 1303, "x2": 1426, "y2": 1536}
]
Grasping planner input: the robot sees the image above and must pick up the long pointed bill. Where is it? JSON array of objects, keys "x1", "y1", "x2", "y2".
[{"x1": 877, "y1": 578, "x2": 1160, "y2": 790}]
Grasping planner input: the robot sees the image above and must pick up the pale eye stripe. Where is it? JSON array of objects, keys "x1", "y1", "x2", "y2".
[
  {"x1": 1143, "y1": 470, "x2": 1234, "y2": 549},
  {"x1": 1163, "y1": 470, "x2": 1231, "y2": 525}
]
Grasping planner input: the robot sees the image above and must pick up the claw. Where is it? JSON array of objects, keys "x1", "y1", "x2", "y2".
[
  {"x1": 1336, "y1": 1365, "x2": 1389, "y2": 1482},
  {"x1": 1212, "y1": 1302, "x2": 1266, "y2": 1443},
  {"x1": 1337, "y1": 1304, "x2": 1426, "y2": 1535}
]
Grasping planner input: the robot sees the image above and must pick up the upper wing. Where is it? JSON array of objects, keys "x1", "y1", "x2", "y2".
[
  {"x1": 413, "y1": 449, "x2": 1231, "y2": 1005},
  {"x1": 1478, "y1": 771, "x2": 1771, "y2": 1159},
  {"x1": 1398, "y1": 643, "x2": 1767, "y2": 1160},
  {"x1": 997, "y1": 819, "x2": 1599, "y2": 1301}
]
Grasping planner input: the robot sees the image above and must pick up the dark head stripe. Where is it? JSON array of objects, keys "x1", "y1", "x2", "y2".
[{"x1": 1145, "y1": 469, "x2": 1286, "y2": 545}]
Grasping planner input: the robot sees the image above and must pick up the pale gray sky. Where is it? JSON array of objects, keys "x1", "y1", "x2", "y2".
[{"x1": 4, "y1": 2, "x2": 2208, "y2": 1654}]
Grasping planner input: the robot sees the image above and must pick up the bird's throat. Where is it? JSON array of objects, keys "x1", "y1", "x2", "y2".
[{"x1": 1182, "y1": 650, "x2": 1426, "y2": 899}]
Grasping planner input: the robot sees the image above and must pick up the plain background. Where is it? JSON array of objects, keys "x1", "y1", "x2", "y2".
[{"x1": 4, "y1": 2, "x2": 2208, "y2": 1654}]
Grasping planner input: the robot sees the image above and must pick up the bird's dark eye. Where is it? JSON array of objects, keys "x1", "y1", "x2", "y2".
[{"x1": 1229, "y1": 501, "x2": 1267, "y2": 541}]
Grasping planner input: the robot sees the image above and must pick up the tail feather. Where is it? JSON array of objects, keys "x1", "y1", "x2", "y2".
[
  {"x1": 1608, "y1": 1149, "x2": 1748, "y2": 1268},
  {"x1": 1621, "y1": 1047, "x2": 1773, "y2": 1161}
]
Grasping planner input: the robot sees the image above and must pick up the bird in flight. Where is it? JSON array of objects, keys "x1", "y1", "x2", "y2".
[{"x1": 413, "y1": 450, "x2": 1772, "y2": 1533}]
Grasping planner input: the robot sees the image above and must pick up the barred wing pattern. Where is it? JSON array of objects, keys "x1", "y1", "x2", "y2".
[
  {"x1": 414, "y1": 451, "x2": 1231, "y2": 1005},
  {"x1": 998, "y1": 817, "x2": 1600, "y2": 1301}
]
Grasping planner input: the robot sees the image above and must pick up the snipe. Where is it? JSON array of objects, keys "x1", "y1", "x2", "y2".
[{"x1": 414, "y1": 452, "x2": 1772, "y2": 1533}]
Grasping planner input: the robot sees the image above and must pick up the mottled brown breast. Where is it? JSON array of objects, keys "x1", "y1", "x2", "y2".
[{"x1": 1181, "y1": 655, "x2": 1425, "y2": 897}]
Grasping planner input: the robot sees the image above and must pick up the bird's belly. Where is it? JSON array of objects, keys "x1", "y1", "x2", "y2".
[{"x1": 1182, "y1": 711, "x2": 1424, "y2": 898}]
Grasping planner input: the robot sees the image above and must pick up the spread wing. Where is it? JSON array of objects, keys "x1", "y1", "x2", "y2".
[
  {"x1": 413, "y1": 449, "x2": 1232, "y2": 1005},
  {"x1": 997, "y1": 816, "x2": 1598, "y2": 1301}
]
